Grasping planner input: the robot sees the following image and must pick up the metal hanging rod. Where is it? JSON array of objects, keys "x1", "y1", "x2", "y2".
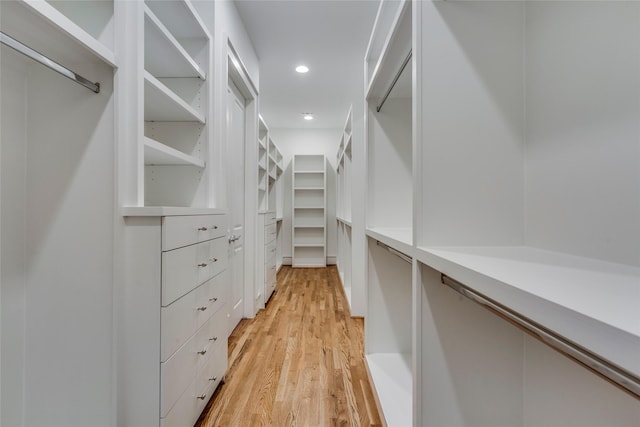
[
  {"x1": 440, "y1": 274, "x2": 640, "y2": 399},
  {"x1": 376, "y1": 240, "x2": 411, "y2": 264},
  {"x1": 0, "y1": 32, "x2": 100, "y2": 93},
  {"x1": 376, "y1": 50, "x2": 412, "y2": 113}
]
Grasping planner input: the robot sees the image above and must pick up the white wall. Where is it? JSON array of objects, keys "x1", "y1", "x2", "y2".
[{"x1": 270, "y1": 128, "x2": 342, "y2": 264}]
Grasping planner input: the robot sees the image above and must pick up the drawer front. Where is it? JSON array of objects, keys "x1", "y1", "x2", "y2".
[
  {"x1": 162, "y1": 237, "x2": 228, "y2": 306},
  {"x1": 161, "y1": 271, "x2": 229, "y2": 362},
  {"x1": 161, "y1": 309, "x2": 225, "y2": 417},
  {"x1": 265, "y1": 212, "x2": 276, "y2": 225},
  {"x1": 265, "y1": 240, "x2": 277, "y2": 261},
  {"x1": 160, "y1": 380, "x2": 201, "y2": 427},
  {"x1": 162, "y1": 215, "x2": 227, "y2": 251},
  {"x1": 195, "y1": 344, "x2": 226, "y2": 409},
  {"x1": 264, "y1": 223, "x2": 277, "y2": 242}
]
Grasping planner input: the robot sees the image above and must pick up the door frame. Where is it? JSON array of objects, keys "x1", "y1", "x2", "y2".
[{"x1": 223, "y1": 38, "x2": 260, "y2": 319}]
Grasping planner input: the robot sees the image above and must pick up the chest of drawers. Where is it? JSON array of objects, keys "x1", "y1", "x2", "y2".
[
  {"x1": 257, "y1": 211, "x2": 277, "y2": 308},
  {"x1": 120, "y1": 209, "x2": 229, "y2": 427}
]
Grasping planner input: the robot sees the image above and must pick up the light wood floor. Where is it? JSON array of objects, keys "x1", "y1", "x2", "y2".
[{"x1": 196, "y1": 266, "x2": 382, "y2": 427}]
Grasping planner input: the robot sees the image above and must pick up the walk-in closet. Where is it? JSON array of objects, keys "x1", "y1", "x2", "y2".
[{"x1": 1, "y1": 1, "x2": 638, "y2": 426}]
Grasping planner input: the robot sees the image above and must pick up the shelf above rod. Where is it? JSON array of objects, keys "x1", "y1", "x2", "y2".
[
  {"x1": 376, "y1": 240, "x2": 411, "y2": 264},
  {"x1": 1, "y1": 31, "x2": 100, "y2": 93},
  {"x1": 440, "y1": 274, "x2": 640, "y2": 400},
  {"x1": 376, "y1": 49, "x2": 411, "y2": 113}
]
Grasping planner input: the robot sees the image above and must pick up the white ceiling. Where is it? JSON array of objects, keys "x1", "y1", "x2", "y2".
[{"x1": 234, "y1": 0, "x2": 380, "y2": 129}]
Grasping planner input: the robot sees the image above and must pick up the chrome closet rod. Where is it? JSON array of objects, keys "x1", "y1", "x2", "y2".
[
  {"x1": 0, "y1": 32, "x2": 100, "y2": 93},
  {"x1": 376, "y1": 49, "x2": 412, "y2": 113},
  {"x1": 440, "y1": 274, "x2": 640, "y2": 399},
  {"x1": 376, "y1": 240, "x2": 411, "y2": 264}
]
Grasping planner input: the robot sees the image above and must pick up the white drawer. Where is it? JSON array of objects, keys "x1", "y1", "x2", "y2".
[
  {"x1": 162, "y1": 215, "x2": 227, "y2": 251},
  {"x1": 265, "y1": 212, "x2": 276, "y2": 225},
  {"x1": 160, "y1": 380, "x2": 200, "y2": 427},
  {"x1": 161, "y1": 271, "x2": 229, "y2": 362},
  {"x1": 265, "y1": 223, "x2": 277, "y2": 242},
  {"x1": 265, "y1": 240, "x2": 277, "y2": 260},
  {"x1": 195, "y1": 343, "x2": 226, "y2": 407},
  {"x1": 161, "y1": 343, "x2": 226, "y2": 427},
  {"x1": 162, "y1": 237, "x2": 228, "y2": 306},
  {"x1": 161, "y1": 309, "x2": 226, "y2": 417}
]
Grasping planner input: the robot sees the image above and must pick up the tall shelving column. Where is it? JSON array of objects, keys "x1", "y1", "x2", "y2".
[
  {"x1": 292, "y1": 154, "x2": 327, "y2": 267},
  {"x1": 336, "y1": 107, "x2": 353, "y2": 306},
  {"x1": 363, "y1": 1, "x2": 413, "y2": 425}
]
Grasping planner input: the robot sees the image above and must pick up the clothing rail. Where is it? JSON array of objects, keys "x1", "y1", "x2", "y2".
[
  {"x1": 0, "y1": 32, "x2": 100, "y2": 93},
  {"x1": 376, "y1": 240, "x2": 411, "y2": 264},
  {"x1": 440, "y1": 274, "x2": 640, "y2": 399},
  {"x1": 376, "y1": 50, "x2": 412, "y2": 113}
]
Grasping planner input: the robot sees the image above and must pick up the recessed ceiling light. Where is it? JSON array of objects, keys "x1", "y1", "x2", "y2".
[
  {"x1": 303, "y1": 113, "x2": 314, "y2": 120},
  {"x1": 296, "y1": 65, "x2": 309, "y2": 73}
]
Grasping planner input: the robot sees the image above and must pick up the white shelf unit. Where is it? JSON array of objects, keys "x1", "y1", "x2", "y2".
[
  {"x1": 414, "y1": 1, "x2": 640, "y2": 425},
  {"x1": 358, "y1": 1, "x2": 640, "y2": 426},
  {"x1": 363, "y1": 1, "x2": 413, "y2": 425},
  {"x1": 292, "y1": 155, "x2": 327, "y2": 268},
  {"x1": 336, "y1": 107, "x2": 354, "y2": 307},
  {"x1": 258, "y1": 117, "x2": 269, "y2": 211},
  {"x1": 256, "y1": 116, "x2": 284, "y2": 306},
  {"x1": 139, "y1": 0, "x2": 211, "y2": 208},
  {"x1": 1, "y1": 1, "x2": 118, "y2": 425}
]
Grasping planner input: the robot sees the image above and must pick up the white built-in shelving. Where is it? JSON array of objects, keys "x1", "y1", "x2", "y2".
[
  {"x1": 120, "y1": 0, "x2": 213, "y2": 208},
  {"x1": 336, "y1": 107, "x2": 354, "y2": 307},
  {"x1": 292, "y1": 154, "x2": 327, "y2": 267},
  {"x1": 363, "y1": 1, "x2": 413, "y2": 425},
  {"x1": 359, "y1": 1, "x2": 640, "y2": 426},
  {"x1": 256, "y1": 115, "x2": 285, "y2": 308},
  {"x1": 1, "y1": 1, "x2": 118, "y2": 425}
]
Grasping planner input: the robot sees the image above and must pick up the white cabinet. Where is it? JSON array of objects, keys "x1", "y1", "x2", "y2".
[
  {"x1": 292, "y1": 154, "x2": 327, "y2": 267},
  {"x1": 119, "y1": 210, "x2": 229, "y2": 427},
  {"x1": 257, "y1": 211, "x2": 277, "y2": 308},
  {"x1": 360, "y1": 1, "x2": 640, "y2": 426}
]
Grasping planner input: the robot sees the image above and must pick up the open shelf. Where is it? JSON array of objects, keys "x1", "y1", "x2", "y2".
[
  {"x1": 4, "y1": 0, "x2": 116, "y2": 68},
  {"x1": 144, "y1": 5, "x2": 205, "y2": 79},
  {"x1": 416, "y1": 245, "x2": 640, "y2": 378},
  {"x1": 143, "y1": 137, "x2": 204, "y2": 167},
  {"x1": 144, "y1": 71, "x2": 205, "y2": 122},
  {"x1": 365, "y1": 353, "x2": 412, "y2": 427},
  {"x1": 145, "y1": 0, "x2": 209, "y2": 41},
  {"x1": 366, "y1": 227, "x2": 412, "y2": 256}
]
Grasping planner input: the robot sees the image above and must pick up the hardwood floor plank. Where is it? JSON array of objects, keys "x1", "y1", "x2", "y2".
[{"x1": 196, "y1": 266, "x2": 382, "y2": 427}]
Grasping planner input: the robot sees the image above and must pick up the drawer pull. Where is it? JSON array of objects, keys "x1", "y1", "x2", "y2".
[
  {"x1": 196, "y1": 394, "x2": 207, "y2": 400},
  {"x1": 209, "y1": 297, "x2": 218, "y2": 302},
  {"x1": 209, "y1": 376, "x2": 218, "y2": 382},
  {"x1": 198, "y1": 262, "x2": 208, "y2": 267},
  {"x1": 198, "y1": 227, "x2": 208, "y2": 231},
  {"x1": 197, "y1": 306, "x2": 207, "y2": 311},
  {"x1": 197, "y1": 349, "x2": 207, "y2": 355},
  {"x1": 209, "y1": 336, "x2": 218, "y2": 342}
]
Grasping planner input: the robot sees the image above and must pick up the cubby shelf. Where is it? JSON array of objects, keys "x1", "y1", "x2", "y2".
[
  {"x1": 18, "y1": 0, "x2": 117, "y2": 67},
  {"x1": 143, "y1": 137, "x2": 204, "y2": 167},
  {"x1": 145, "y1": 0, "x2": 209, "y2": 41},
  {"x1": 144, "y1": 6, "x2": 205, "y2": 79},
  {"x1": 365, "y1": 353, "x2": 412, "y2": 427},
  {"x1": 144, "y1": 71, "x2": 205, "y2": 122}
]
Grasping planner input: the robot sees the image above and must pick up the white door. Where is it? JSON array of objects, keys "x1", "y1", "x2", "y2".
[{"x1": 226, "y1": 80, "x2": 245, "y2": 335}]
